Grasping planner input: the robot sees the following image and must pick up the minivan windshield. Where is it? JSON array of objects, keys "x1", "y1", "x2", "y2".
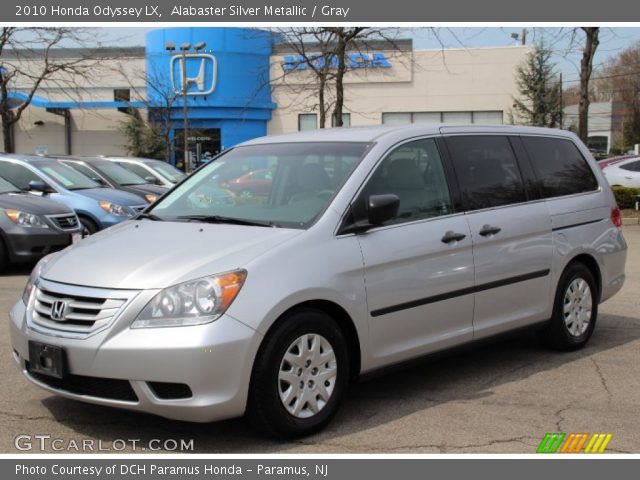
[
  {"x1": 34, "y1": 160, "x2": 100, "y2": 190},
  {"x1": 149, "y1": 142, "x2": 370, "y2": 228}
]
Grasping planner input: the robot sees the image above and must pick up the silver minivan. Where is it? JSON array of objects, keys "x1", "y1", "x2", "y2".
[{"x1": 9, "y1": 125, "x2": 627, "y2": 437}]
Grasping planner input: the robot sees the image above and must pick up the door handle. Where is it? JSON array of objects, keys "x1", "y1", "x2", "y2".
[
  {"x1": 441, "y1": 231, "x2": 467, "y2": 244},
  {"x1": 479, "y1": 224, "x2": 502, "y2": 237}
]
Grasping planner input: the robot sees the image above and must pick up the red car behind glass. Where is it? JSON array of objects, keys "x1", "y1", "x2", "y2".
[{"x1": 224, "y1": 169, "x2": 274, "y2": 198}]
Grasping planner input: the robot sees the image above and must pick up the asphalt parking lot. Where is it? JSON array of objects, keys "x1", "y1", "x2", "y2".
[{"x1": 1, "y1": 225, "x2": 639, "y2": 454}]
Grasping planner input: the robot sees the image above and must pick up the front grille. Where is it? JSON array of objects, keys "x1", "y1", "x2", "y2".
[
  {"x1": 147, "y1": 382, "x2": 193, "y2": 400},
  {"x1": 26, "y1": 362, "x2": 138, "y2": 402},
  {"x1": 32, "y1": 287, "x2": 126, "y2": 335},
  {"x1": 47, "y1": 213, "x2": 79, "y2": 231}
]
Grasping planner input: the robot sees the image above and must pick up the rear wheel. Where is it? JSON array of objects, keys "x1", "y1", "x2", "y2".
[
  {"x1": 248, "y1": 309, "x2": 349, "y2": 438},
  {"x1": 539, "y1": 262, "x2": 598, "y2": 350}
]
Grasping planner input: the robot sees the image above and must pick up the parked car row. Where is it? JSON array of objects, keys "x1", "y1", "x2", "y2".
[{"x1": 0, "y1": 154, "x2": 178, "y2": 272}]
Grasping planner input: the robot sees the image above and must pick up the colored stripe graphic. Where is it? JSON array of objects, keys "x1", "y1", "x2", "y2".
[
  {"x1": 538, "y1": 433, "x2": 613, "y2": 454},
  {"x1": 537, "y1": 433, "x2": 566, "y2": 453},
  {"x1": 560, "y1": 433, "x2": 589, "y2": 453}
]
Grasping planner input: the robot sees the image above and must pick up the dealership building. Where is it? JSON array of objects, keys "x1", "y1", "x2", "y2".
[{"x1": 1, "y1": 27, "x2": 532, "y2": 164}]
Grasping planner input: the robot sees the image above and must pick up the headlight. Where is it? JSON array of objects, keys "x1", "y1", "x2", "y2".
[
  {"x1": 144, "y1": 194, "x2": 158, "y2": 204},
  {"x1": 22, "y1": 253, "x2": 56, "y2": 305},
  {"x1": 99, "y1": 201, "x2": 132, "y2": 217},
  {"x1": 131, "y1": 270, "x2": 247, "y2": 328},
  {"x1": 5, "y1": 209, "x2": 49, "y2": 228}
]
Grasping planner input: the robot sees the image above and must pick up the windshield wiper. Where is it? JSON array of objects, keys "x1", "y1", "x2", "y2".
[
  {"x1": 135, "y1": 212, "x2": 163, "y2": 221},
  {"x1": 176, "y1": 214, "x2": 276, "y2": 228}
]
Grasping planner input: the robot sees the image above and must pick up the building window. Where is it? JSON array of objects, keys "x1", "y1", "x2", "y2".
[
  {"x1": 114, "y1": 89, "x2": 131, "y2": 102},
  {"x1": 382, "y1": 111, "x2": 504, "y2": 125},
  {"x1": 442, "y1": 111, "x2": 472, "y2": 124},
  {"x1": 331, "y1": 113, "x2": 351, "y2": 127},
  {"x1": 382, "y1": 113, "x2": 411, "y2": 125},
  {"x1": 298, "y1": 113, "x2": 318, "y2": 131},
  {"x1": 472, "y1": 111, "x2": 504, "y2": 124}
]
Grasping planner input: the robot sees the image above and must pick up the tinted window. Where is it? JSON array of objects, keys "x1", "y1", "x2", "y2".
[
  {"x1": 620, "y1": 160, "x2": 640, "y2": 172},
  {"x1": 0, "y1": 162, "x2": 42, "y2": 190},
  {"x1": 522, "y1": 137, "x2": 599, "y2": 197},
  {"x1": 447, "y1": 136, "x2": 526, "y2": 210},
  {"x1": 361, "y1": 138, "x2": 452, "y2": 225}
]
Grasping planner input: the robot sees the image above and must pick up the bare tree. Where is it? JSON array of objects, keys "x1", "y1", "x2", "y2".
[
  {"x1": 275, "y1": 27, "x2": 406, "y2": 128},
  {"x1": 578, "y1": 27, "x2": 600, "y2": 143},
  {"x1": 0, "y1": 27, "x2": 105, "y2": 153}
]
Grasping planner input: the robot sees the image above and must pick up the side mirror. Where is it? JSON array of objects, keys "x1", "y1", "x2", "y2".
[
  {"x1": 145, "y1": 175, "x2": 159, "y2": 185},
  {"x1": 92, "y1": 177, "x2": 106, "y2": 185},
  {"x1": 368, "y1": 194, "x2": 400, "y2": 225},
  {"x1": 337, "y1": 194, "x2": 400, "y2": 235},
  {"x1": 28, "y1": 180, "x2": 52, "y2": 194}
]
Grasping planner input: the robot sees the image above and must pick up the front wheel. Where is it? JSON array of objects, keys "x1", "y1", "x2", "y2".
[
  {"x1": 248, "y1": 309, "x2": 350, "y2": 438},
  {"x1": 539, "y1": 262, "x2": 598, "y2": 351}
]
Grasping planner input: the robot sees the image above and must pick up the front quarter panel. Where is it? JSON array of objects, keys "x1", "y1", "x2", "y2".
[{"x1": 225, "y1": 209, "x2": 371, "y2": 370}]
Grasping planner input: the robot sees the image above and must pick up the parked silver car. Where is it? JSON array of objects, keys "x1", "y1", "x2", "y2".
[{"x1": 9, "y1": 125, "x2": 627, "y2": 438}]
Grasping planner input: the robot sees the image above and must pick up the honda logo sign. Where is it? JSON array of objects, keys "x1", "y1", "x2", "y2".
[
  {"x1": 170, "y1": 53, "x2": 217, "y2": 96},
  {"x1": 50, "y1": 300, "x2": 68, "y2": 321}
]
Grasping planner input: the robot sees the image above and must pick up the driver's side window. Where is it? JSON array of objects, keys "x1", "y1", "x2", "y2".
[{"x1": 362, "y1": 138, "x2": 453, "y2": 226}]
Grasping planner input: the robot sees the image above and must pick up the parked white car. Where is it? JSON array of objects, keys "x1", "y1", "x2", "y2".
[{"x1": 602, "y1": 156, "x2": 640, "y2": 187}]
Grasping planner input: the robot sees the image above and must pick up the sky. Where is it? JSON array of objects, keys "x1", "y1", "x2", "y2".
[{"x1": 86, "y1": 26, "x2": 640, "y2": 82}]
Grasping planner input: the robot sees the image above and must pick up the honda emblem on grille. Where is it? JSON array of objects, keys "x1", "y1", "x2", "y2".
[{"x1": 50, "y1": 300, "x2": 68, "y2": 321}]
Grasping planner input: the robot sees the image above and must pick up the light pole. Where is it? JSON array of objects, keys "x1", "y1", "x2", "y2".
[{"x1": 165, "y1": 40, "x2": 207, "y2": 174}]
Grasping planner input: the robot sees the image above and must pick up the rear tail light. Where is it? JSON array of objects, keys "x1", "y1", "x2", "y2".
[{"x1": 611, "y1": 206, "x2": 622, "y2": 228}]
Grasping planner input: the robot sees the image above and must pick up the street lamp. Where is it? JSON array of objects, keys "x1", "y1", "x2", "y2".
[{"x1": 165, "y1": 40, "x2": 207, "y2": 174}]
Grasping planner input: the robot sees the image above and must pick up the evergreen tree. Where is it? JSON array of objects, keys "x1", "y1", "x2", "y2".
[
  {"x1": 512, "y1": 45, "x2": 563, "y2": 127},
  {"x1": 118, "y1": 108, "x2": 165, "y2": 159}
]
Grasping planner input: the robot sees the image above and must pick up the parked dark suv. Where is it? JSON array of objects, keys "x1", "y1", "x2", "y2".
[{"x1": 0, "y1": 176, "x2": 81, "y2": 272}]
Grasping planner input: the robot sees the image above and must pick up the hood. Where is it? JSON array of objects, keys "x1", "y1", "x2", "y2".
[
  {"x1": 73, "y1": 188, "x2": 146, "y2": 206},
  {"x1": 41, "y1": 220, "x2": 303, "y2": 290},
  {"x1": 0, "y1": 192, "x2": 73, "y2": 215}
]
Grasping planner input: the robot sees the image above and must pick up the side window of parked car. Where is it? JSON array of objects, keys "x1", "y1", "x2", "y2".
[
  {"x1": 0, "y1": 162, "x2": 41, "y2": 190},
  {"x1": 620, "y1": 160, "x2": 640, "y2": 172},
  {"x1": 362, "y1": 138, "x2": 453, "y2": 225},
  {"x1": 446, "y1": 135, "x2": 526, "y2": 211},
  {"x1": 521, "y1": 136, "x2": 599, "y2": 197}
]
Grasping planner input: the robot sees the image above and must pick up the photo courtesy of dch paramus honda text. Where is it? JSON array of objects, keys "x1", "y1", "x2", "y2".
[{"x1": 9, "y1": 124, "x2": 627, "y2": 438}]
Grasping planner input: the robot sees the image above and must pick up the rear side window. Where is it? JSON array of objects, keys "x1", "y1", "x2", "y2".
[
  {"x1": 521, "y1": 137, "x2": 599, "y2": 197},
  {"x1": 446, "y1": 135, "x2": 526, "y2": 211}
]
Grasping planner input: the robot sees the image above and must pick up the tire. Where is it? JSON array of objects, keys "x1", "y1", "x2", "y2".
[
  {"x1": 538, "y1": 262, "x2": 598, "y2": 351},
  {"x1": 0, "y1": 238, "x2": 7, "y2": 273},
  {"x1": 248, "y1": 309, "x2": 350, "y2": 438},
  {"x1": 78, "y1": 216, "x2": 98, "y2": 235}
]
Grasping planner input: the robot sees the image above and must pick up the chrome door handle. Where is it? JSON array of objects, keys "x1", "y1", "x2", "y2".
[
  {"x1": 479, "y1": 225, "x2": 502, "y2": 237},
  {"x1": 441, "y1": 231, "x2": 467, "y2": 244}
]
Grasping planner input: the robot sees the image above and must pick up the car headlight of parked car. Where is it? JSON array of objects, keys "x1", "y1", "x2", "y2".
[
  {"x1": 98, "y1": 201, "x2": 132, "y2": 217},
  {"x1": 4, "y1": 209, "x2": 49, "y2": 228},
  {"x1": 144, "y1": 194, "x2": 158, "y2": 204},
  {"x1": 22, "y1": 253, "x2": 57, "y2": 305},
  {"x1": 131, "y1": 270, "x2": 247, "y2": 328}
]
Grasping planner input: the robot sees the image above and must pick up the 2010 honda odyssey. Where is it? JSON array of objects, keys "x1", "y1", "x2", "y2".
[{"x1": 9, "y1": 125, "x2": 627, "y2": 438}]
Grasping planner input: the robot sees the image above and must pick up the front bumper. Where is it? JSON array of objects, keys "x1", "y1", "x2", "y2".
[
  {"x1": 9, "y1": 286, "x2": 262, "y2": 423},
  {"x1": 2, "y1": 225, "x2": 77, "y2": 264}
]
